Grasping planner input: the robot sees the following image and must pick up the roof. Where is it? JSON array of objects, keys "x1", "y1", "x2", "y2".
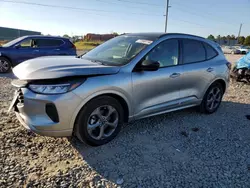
[
  {"x1": 22, "y1": 35, "x2": 68, "y2": 40},
  {"x1": 124, "y1": 32, "x2": 205, "y2": 40}
]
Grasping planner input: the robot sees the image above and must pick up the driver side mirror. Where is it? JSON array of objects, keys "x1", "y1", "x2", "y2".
[{"x1": 136, "y1": 59, "x2": 160, "y2": 71}]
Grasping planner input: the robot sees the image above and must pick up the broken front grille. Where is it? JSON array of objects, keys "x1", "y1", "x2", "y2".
[{"x1": 17, "y1": 89, "x2": 24, "y2": 104}]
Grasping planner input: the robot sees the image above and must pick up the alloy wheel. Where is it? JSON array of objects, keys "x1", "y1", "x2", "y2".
[
  {"x1": 87, "y1": 105, "x2": 119, "y2": 140},
  {"x1": 206, "y1": 87, "x2": 222, "y2": 111},
  {"x1": 0, "y1": 60, "x2": 10, "y2": 73}
]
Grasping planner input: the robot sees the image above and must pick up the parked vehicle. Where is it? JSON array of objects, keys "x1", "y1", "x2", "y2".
[
  {"x1": 235, "y1": 46, "x2": 249, "y2": 54},
  {"x1": 0, "y1": 35, "x2": 76, "y2": 73},
  {"x1": 9, "y1": 33, "x2": 230, "y2": 146},
  {"x1": 222, "y1": 46, "x2": 240, "y2": 54},
  {"x1": 231, "y1": 52, "x2": 250, "y2": 83}
]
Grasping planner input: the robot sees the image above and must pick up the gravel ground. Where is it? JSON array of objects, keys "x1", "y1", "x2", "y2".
[{"x1": 1, "y1": 54, "x2": 250, "y2": 188}]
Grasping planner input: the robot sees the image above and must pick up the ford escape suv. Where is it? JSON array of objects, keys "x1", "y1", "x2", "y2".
[{"x1": 9, "y1": 33, "x2": 230, "y2": 146}]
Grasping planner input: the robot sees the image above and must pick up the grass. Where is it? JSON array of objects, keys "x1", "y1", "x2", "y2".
[{"x1": 74, "y1": 41, "x2": 103, "y2": 51}]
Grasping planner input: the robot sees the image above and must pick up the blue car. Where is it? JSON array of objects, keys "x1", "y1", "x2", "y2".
[{"x1": 0, "y1": 35, "x2": 77, "y2": 73}]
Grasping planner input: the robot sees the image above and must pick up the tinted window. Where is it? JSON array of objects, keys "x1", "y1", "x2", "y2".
[
  {"x1": 182, "y1": 39, "x2": 206, "y2": 64},
  {"x1": 35, "y1": 39, "x2": 64, "y2": 47},
  {"x1": 203, "y1": 42, "x2": 217, "y2": 59},
  {"x1": 144, "y1": 39, "x2": 179, "y2": 67}
]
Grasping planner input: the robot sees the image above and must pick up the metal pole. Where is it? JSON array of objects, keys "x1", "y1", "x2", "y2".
[
  {"x1": 164, "y1": 0, "x2": 170, "y2": 33},
  {"x1": 237, "y1": 23, "x2": 242, "y2": 44}
]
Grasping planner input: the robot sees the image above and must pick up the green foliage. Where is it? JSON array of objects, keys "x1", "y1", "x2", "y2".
[
  {"x1": 238, "y1": 36, "x2": 245, "y2": 45},
  {"x1": 63, "y1": 34, "x2": 70, "y2": 38},
  {"x1": 207, "y1": 34, "x2": 215, "y2": 41},
  {"x1": 74, "y1": 41, "x2": 103, "y2": 50},
  {"x1": 244, "y1": 36, "x2": 250, "y2": 46},
  {"x1": 216, "y1": 35, "x2": 221, "y2": 40}
]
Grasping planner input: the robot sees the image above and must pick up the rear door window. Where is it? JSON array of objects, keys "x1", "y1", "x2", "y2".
[
  {"x1": 35, "y1": 39, "x2": 64, "y2": 48},
  {"x1": 203, "y1": 42, "x2": 218, "y2": 60},
  {"x1": 182, "y1": 39, "x2": 206, "y2": 64}
]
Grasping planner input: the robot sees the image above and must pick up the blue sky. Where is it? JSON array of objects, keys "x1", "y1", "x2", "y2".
[{"x1": 0, "y1": 0, "x2": 249, "y2": 37}]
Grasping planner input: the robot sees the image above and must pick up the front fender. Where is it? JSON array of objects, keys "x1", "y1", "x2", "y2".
[{"x1": 69, "y1": 89, "x2": 133, "y2": 129}]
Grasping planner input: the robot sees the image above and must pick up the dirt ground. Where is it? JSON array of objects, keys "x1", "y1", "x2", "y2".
[{"x1": 1, "y1": 54, "x2": 250, "y2": 188}]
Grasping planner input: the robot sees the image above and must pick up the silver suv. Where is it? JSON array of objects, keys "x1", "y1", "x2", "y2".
[{"x1": 9, "y1": 33, "x2": 230, "y2": 146}]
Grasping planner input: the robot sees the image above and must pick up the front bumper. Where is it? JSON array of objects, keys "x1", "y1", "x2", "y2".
[{"x1": 13, "y1": 87, "x2": 83, "y2": 137}]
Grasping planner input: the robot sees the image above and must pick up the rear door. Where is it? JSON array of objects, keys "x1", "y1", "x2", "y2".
[
  {"x1": 179, "y1": 39, "x2": 218, "y2": 103},
  {"x1": 35, "y1": 38, "x2": 66, "y2": 56}
]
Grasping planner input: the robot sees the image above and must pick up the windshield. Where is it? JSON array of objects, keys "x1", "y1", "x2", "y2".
[
  {"x1": 81, "y1": 35, "x2": 154, "y2": 66},
  {"x1": 2, "y1": 36, "x2": 26, "y2": 47}
]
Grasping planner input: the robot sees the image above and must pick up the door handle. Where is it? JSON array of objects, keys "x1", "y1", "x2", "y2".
[
  {"x1": 33, "y1": 50, "x2": 39, "y2": 52},
  {"x1": 207, "y1": 67, "x2": 214, "y2": 72},
  {"x1": 55, "y1": 49, "x2": 60, "y2": 51},
  {"x1": 170, "y1": 73, "x2": 181, "y2": 78}
]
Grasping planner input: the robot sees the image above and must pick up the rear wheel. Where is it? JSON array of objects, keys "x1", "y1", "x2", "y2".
[
  {"x1": 0, "y1": 57, "x2": 11, "y2": 73},
  {"x1": 75, "y1": 96, "x2": 124, "y2": 146},
  {"x1": 199, "y1": 83, "x2": 224, "y2": 114}
]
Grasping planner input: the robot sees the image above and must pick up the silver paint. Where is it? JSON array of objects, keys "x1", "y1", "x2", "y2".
[{"x1": 12, "y1": 33, "x2": 229, "y2": 137}]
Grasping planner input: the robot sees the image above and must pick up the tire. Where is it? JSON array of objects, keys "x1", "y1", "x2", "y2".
[
  {"x1": 74, "y1": 96, "x2": 124, "y2": 146},
  {"x1": 199, "y1": 82, "x2": 224, "y2": 114},
  {"x1": 0, "y1": 57, "x2": 11, "y2": 73}
]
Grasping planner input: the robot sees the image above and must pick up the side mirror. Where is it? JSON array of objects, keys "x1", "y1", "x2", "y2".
[{"x1": 137, "y1": 60, "x2": 160, "y2": 71}]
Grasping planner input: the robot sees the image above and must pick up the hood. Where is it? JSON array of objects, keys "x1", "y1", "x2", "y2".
[{"x1": 13, "y1": 56, "x2": 121, "y2": 80}]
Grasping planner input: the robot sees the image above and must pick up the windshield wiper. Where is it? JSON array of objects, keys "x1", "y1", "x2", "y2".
[{"x1": 76, "y1": 52, "x2": 87, "y2": 58}]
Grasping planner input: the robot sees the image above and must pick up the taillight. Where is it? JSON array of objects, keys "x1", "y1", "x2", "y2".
[{"x1": 226, "y1": 62, "x2": 232, "y2": 70}]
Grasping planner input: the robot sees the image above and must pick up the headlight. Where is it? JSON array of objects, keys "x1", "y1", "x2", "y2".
[{"x1": 28, "y1": 80, "x2": 84, "y2": 94}]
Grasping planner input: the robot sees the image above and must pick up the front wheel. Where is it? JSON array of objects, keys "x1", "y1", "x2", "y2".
[
  {"x1": 0, "y1": 57, "x2": 11, "y2": 73},
  {"x1": 75, "y1": 96, "x2": 124, "y2": 146},
  {"x1": 199, "y1": 83, "x2": 224, "y2": 114}
]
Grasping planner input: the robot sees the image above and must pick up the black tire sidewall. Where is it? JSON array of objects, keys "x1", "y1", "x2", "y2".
[
  {"x1": 0, "y1": 57, "x2": 11, "y2": 73},
  {"x1": 75, "y1": 96, "x2": 124, "y2": 146},
  {"x1": 200, "y1": 83, "x2": 224, "y2": 114}
]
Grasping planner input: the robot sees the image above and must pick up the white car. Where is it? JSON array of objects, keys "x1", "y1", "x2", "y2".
[
  {"x1": 222, "y1": 46, "x2": 240, "y2": 54},
  {"x1": 236, "y1": 46, "x2": 249, "y2": 54}
]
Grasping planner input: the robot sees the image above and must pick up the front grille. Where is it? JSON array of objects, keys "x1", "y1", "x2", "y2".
[{"x1": 17, "y1": 89, "x2": 24, "y2": 104}]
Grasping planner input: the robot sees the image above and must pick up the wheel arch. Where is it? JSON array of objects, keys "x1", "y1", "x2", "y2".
[
  {"x1": 205, "y1": 78, "x2": 227, "y2": 95},
  {"x1": 70, "y1": 91, "x2": 132, "y2": 131},
  {"x1": 0, "y1": 55, "x2": 13, "y2": 66}
]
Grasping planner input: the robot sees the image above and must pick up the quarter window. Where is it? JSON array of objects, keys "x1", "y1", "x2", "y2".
[
  {"x1": 203, "y1": 42, "x2": 218, "y2": 59},
  {"x1": 182, "y1": 39, "x2": 206, "y2": 64},
  {"x1": 144, "y1": 39, "x2": 179, "y2": 68}
]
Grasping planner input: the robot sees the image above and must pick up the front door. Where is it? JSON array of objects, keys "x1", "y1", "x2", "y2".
[
  {"x1": 132, "y1": 39, "x2": 183, "y2": 119},
  {"x1": 12, "y1": 38, "x2": 39, "y2": 63}
]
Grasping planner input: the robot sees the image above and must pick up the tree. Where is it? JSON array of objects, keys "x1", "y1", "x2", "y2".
[
  {"x1": 63, "y1": 34, "x2": 70, "y2": 38},
  {"x1": 112, "y1": 32, "x2": 119, "y2": 36},
  {"x1": 226, "y1": 35, "x2": 231, "y2": 40},
  {"x1": 230, "y1": 35, "x2": 236, "y2": 40},
  {"x1": 207, "y1": 34, "x2": 215, "y2": 41},
  {"x1": 216, "y1": 35, "x2": 221, "y2": 40},
  {"x1": 244, "y1": 36, "x2": 250, "y2": 46},
  {"x1": 221, "y1": 36, "x2": 227, "y2": 40},
  {"x1": 238, "y1": 36, "x2": 245, "y2": 45}
]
